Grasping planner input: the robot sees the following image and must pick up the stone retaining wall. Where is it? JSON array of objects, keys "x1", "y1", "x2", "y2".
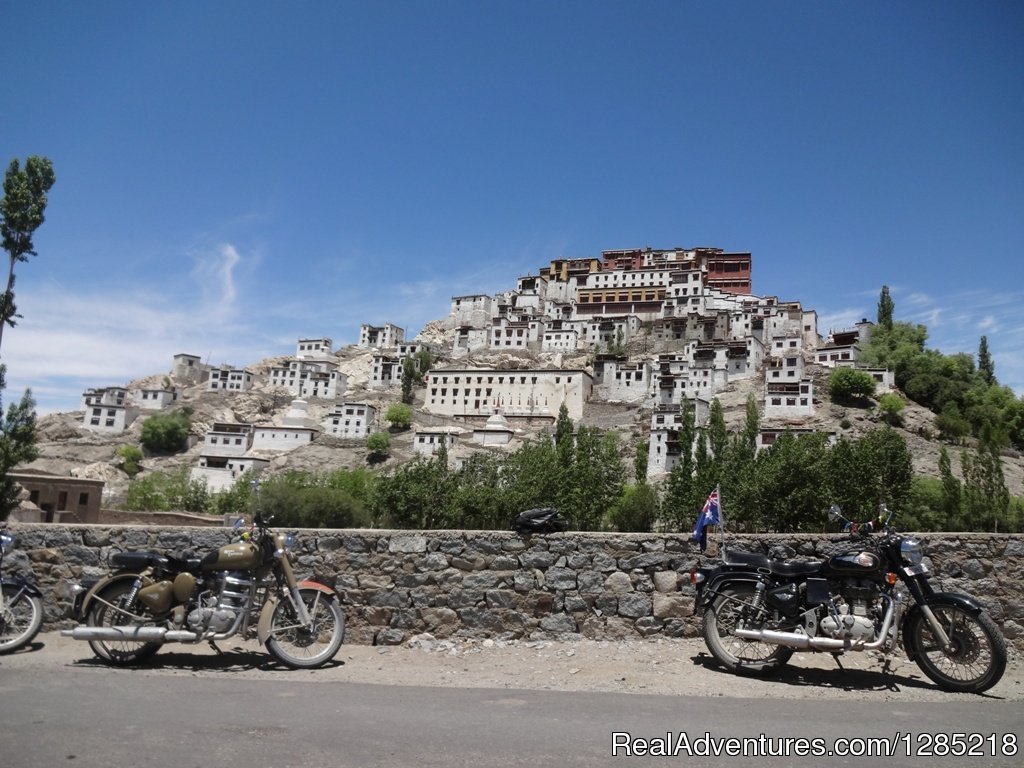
[{"x1": 6, "y1": 524, "x2": 1023, "y2": 651}]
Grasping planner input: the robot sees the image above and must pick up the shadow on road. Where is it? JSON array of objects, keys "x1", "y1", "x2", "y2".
[
  {"x1": 69, "y1": 645, "x2": 346, "y2": 673},
  {"x1": 689, "y1": 650, "x2": 1006, "y2": 699}
]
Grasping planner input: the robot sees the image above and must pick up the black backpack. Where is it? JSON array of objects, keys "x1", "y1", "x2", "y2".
[{"x1": 512, "y1": 507, "x2": 569, "y2": 535}]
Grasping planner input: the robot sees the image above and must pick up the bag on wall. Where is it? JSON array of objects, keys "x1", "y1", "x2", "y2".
[{"x1": 512, "y1": 507, "x2": 569, "y2": 535}]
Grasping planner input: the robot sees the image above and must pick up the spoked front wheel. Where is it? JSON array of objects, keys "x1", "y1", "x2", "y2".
[
  {"x1": 908, "y1": 604, "x2": 1006, "y2": 693},
  {"x1": 702, "y1": 583, "x2": 793, "y2": 676},
  {"x1": 0, "y1": 584, "x2": 44, "y2": 653},
  {"x1": 266, "y1": 587, "x2": 345, "y2": 670}
]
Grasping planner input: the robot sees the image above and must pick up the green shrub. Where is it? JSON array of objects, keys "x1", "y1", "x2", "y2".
[
  {"x1": 140, "y1": 410, "x2": 191, "y2": 454},
  {"x1": 116, "y1": 444, "x2": 144, "y2": 477},
  {"x1": 385, "y1": 403, "x2": 413, "y2": 430},
  {"x1": 828, "y1": 367, "x2": 876, "y2": 402}
]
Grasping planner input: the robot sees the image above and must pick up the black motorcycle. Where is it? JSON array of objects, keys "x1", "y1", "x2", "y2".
[
  {"x1": 0, "y1": 530, "x2": 44, "y2": 653},
  {"x1": 691, "y1": 505, "x2": 1007, "y2": 693}
]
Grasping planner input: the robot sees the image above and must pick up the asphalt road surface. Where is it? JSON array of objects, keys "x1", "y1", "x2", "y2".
[{"x1": 1, "y1": 633, "x2": 1021, "y2": 768}]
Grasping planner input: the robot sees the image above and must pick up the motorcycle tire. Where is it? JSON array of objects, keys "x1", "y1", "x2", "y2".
[
  {"x1": 265, "y1": 587, "x2": 345, "y2": 670},
  {"x1": 85, "y1": 581, "x2": 162, "y2": 665},
  {"x1": 702, "y1": 583, "x2": 793, "y2": 676},
  {"x1": 907, "y1": 603, "x2": 1007, "y2": 694},
  {"x1": 0, "y1": 584, "x2": 44, "y2": 654}
]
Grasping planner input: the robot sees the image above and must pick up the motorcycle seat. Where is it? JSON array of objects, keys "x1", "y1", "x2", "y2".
[{"x1": 721, "y1": 547, "x2": 822, "y2": 577}]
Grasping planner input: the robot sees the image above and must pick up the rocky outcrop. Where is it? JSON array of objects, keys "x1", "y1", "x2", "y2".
[{"x1": 6, "y1": 524, "x2": 1023, "y2": 652}]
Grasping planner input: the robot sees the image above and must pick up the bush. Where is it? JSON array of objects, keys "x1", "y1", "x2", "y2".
[
  {"x1": 385, "y1": 403, "x2": 413, "y2": 430},
  {"x1": 878, "y1": 393, "x2": 905, "y2": 426},
  {"x1": 116, "y1": 444, "x2": 144, "y2": 477},
  {"x1": 367, "y1": 431, "x2": 390, "y2": 462},
  {"x1": 140, "y1": 410, "x2": 191, "y2": 454},
  {"x1": 828, "y1": 367, "x2": 876, "y2": 402}
]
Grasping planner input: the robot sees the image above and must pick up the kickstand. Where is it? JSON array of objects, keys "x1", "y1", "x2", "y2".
[
  {"x1": 208, "y1": 640, "x2": 224, "y2": 655},
  {"x1": 830, "y1": 652, "x2": 845, "y2": 671}
]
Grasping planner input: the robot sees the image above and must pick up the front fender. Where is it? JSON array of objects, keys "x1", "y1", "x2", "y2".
[
  {"x1": 901, "y1": 591, "x2": 985, "y2": 661},
  {"x1": 0, "y1": 575, "x2": 43, "y2": 598},
  {"x1": 257, "y1": 580, "x2": 337, "y2": 644}
]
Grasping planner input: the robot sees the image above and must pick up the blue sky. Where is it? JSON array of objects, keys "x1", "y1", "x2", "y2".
[{"x1": 2, "y1": 1, "x2": 1022, "y2": 414}]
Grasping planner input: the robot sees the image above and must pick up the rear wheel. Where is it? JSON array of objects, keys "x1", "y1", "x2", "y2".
[
  {"x1": 702, "y1": 583, "x2": 793, "y2": 676},
  {"x1": 908, "y1": 604, "x2": 1006, "y2": 693},
  {"x1": 266, "y1": 587, "x2": 344, "y2": 670},
  {"x1": 0, "y1": 584, "x2": 44, "y2": 653},
  {"x1": 85, "y1": 581, "x2": 162, "y2": 665}
]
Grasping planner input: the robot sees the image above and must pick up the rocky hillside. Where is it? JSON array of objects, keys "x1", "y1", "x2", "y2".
[{"x1": 24, "y1": 322, "x2": 1024, "y2": 507}]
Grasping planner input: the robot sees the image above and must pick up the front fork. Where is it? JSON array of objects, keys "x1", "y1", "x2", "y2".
[
  {"x1": 278, "y1": 555, "x2": 312, "y2": 626},
  {"x1": 903, "y1": 574, "x2": 952, "y2": 650}
]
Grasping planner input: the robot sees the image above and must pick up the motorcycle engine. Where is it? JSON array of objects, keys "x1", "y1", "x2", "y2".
[
  {"x1": 820, "y1": 579, "x2": 881, "y2": 641},
  {"x1": 187, "y1": 599, "x2": 236, "y2": 634}
]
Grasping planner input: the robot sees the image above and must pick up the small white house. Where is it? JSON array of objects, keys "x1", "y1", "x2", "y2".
[
  {"x1": 132, "y1": 387, "x2": 178, "y2": 411},
  {"x1": 207, "y1": 367, "x2": 254, "y2": 392},
  {"x1": 172, "y1": 353, "x2": 210, "y2": 384},
  {"x1": 81, "y1": 387, "x2": 137, "y2": 432},
  {"x1": 295, "y1": 337, "x2": 333, "y2": 358},
  {"x1": 472, "y1": 412, "x2": 515, "y2": 446},
  {"x1": 413, "y1": 428, "x2": 458, "y2": 457},
  {"x1": 191, "y1": 456, "x2": 269, "y2": 494},
  {"x1": 323, "y1": 403, "x2": 376, "y2": 439},
  {"x1": 359, "y1": 323, "x2": 404, "y2": 349}
]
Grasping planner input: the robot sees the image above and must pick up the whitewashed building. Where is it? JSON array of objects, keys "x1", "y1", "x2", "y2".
[
  {"x1": 207, "y1": 367, "x2": 254, "y2": 392},
  {"x1": 269, "y1": 360, "x2": 343, "y2": 399},
  {"x1": 471, "y1": 411, "x2": 515, "y2": 446},
  {"x1": 424, "y1": 368, "x2": 593, "y2": 421},
  {"x1": 251, "y1": 400, "x2": 319, "y2": 452},
  {"x1": 447, "y1": 294, "x2": 493, "y2": 330},
  {"x1": 323, "y1": 403, "x2": 376, "y2": 439},
  {"x1": 413, "y1": 428, "x2": 458, "y2": 457},
  {"x1": 593, "y1": 358, "x2": 650, "y2": 402},
  {"x1": 81, "y1": 387, "x2": 137, "y2": 432},
  {"x1": 132, "y1": 387, "x2": 178, "y2": 411},
  {"x1": 191, "y1": 456, "x2": 269, "y2": 494},
  {"x1": 171, "y1": 353, "x2": 210, "y2": 384},
  {"x1": 359, "y1": 323, "x2": 404, "y2": 349},
  {"x1": 295, "y1": 337, "x2": 334, "y2": 358}
]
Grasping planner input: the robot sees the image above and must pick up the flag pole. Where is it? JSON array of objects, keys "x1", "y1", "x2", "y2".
[{"x1": 717, "y1": 483, "x2": 724, "y2": 554}]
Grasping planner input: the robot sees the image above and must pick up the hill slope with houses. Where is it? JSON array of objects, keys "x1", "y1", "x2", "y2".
[{"x1": 16, "y1": 245, "x2": 1024, "y2": 519}]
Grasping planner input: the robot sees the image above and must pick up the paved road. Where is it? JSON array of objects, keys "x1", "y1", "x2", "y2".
[{"x1": 1, "y1": 663, "x2": 1021, "y2": 768}]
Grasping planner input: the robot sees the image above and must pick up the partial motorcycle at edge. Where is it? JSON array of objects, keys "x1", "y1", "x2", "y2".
[
  {"x1": 61, "y1": 512, "x2": 345, "y2": 669},
  {"x1": 691, "y1": 505, "x2": 1007, "y2": 693},
  {"x1": 0, "y1": 529, "x2": 44, "y2": 653}
]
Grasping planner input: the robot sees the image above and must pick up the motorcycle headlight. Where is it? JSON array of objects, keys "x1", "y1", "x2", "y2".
[
  {"x1": 0, "y1": 533, "x2": 13, "y2": 554},
  {"x1": 274, "y1": 532, "x2": 298, "y2": 559},
  {"x1": 900, "y1": 538, "x2": 923, "y2": 566}
]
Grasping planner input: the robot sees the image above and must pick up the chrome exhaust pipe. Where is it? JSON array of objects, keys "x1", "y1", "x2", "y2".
[
  {"x1": 61, "y1": 627, "x2": 201, "y2": 643},
  {"x1": 733, "y1": 595, "x2": 897, "y2": 652}
]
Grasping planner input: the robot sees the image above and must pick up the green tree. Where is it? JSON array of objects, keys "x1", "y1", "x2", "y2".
[
  {"x1": 936, "y1": 401, "x2": 970, "y2": 443},
  {"x1": 560, "y1": 427, "x2": 624, "y2": 530},
  {"x1": 0, "y1": 156, "x2": 56, "y2": 350},
  {"x1": 754, "y1": 431, "x2": 831, "y2": 531},
  {"x1": 0, "y1": 367, "x2": 37, "y2": 521},
  {"x1": 877, "y1": 285, "x2": 894, "y2": 331},
  {"x1": 877, "y1": 392, "x2": 905, "y2": 426},
  {"x1": 385, "y1": 402, "x2": 413, "y2": 430},
  {"x1": 662, "y1": 398, "x2": 696, "y2": 531},
  {"x1": 962, "y1": 435, "x2": 1010, "y2": 532},
  {"x1": 938, "y1": 446, "x2": 961, "y2": 529},
  {"x1": 828, "y1": 367, "x2": 876, "y2": 402},
  {"x1": 633, "y1": 439, "x2": 649, "y2": 484},
  {"x1": 115, "y1": 444, "x2": 144, "y2": 477},
  {"x1": 978, "y1": 335, "x2": 995, "y2": 385},
  {"x1": 554, "y1": 402, "x2": 574, "y2": 467},
  {"x1": 139, "y1": 410, "x2": 192, "y2": 454},
  {"x1": 400, "y1": 357, "x2": 416, "y2": 404},
  {"x1": 609, "y1": 483, "x2": 659, "y2": 532},
  {"x1": 366, "y1": 431, "x2": 390, "y2": 461}
]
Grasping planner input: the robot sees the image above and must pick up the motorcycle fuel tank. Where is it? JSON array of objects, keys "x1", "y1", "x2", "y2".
[
  {"x1": 200, "y1": 541, "x2": 262, "y2": 571},
  {"x1": 824, "y1": 551, "x2": 883, "y2": 576}
]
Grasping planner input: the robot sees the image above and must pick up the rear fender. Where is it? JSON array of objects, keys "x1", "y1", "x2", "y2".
[
  {"x1": 697, "y1": 570, "x2": 767, "y2": 611},
  {"x1": 257, "y1": 580, "x2": 337, "y2": 643},
  {"x1": 901, "y1": 592, "x2": 984, "y2": 661},
  {"x1": 0, "y1": 576, "x2": 43, "y2": 598},
  {"x1": 76, "y1": 572, "x2": 148, "y2": 620}
]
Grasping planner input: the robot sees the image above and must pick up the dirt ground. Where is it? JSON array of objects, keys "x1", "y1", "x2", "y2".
[{"x1": 5, "y1": 631, "x2": 1022, "y2": 704}]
